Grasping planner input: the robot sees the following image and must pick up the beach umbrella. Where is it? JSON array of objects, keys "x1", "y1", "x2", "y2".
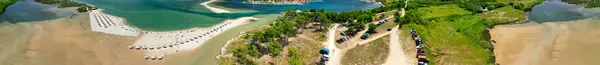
[
  {"x1": 142, "y1": 46, "x2": 148, "y2": 50},
  {"x1": 158, "y1": 56, "x2": 164, "y2": 60},
  {"x1": 136, "y1": 46, "x2": 141, "y2": 50},
  {"x1": 169, "y1": 44, "x2": 173, "y2": 47},
  {"x1": 151, "y1": 56, "x2": 156, "y2": 60},
  {"x1": 144, "y1": 56, "x2": 149, "y2": 59},
  {"x1": 128, "y1": 45, "x2": 134, "y2": 49},
  {"x1": 163, "y1": 45, "x2": 167, "y2": 48},
  {"x1": 156, "y1": 46, "x2": 161, "y2": 49},
  {"x1": 149, "y1": 47, "x2": 154, "y2": 50}
]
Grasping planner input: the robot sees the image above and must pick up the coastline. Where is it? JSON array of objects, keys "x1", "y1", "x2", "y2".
[
  {"x1": 164, "y1": 14, "x2": 279, "y2": 65},
  {"x1": 0, "y1": 13, "x2": 149, "y2": 65},
  {"x1": 89, "y1": 9, "x2": 259, "y2": 59},
  {"x1": 201, "y1": 0, "x2": 231, "y2": 13}
]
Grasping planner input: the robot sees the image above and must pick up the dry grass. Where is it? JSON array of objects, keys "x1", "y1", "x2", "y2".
[{"x1": 341, "y1": 35, "x2": 390, "y2": 65}]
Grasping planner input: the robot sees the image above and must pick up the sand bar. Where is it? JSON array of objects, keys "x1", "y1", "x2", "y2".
[{"x1": 201, "y1": 0, "x2": 231, "y2": 13}]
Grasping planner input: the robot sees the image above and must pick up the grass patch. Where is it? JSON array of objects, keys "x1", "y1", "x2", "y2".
[
  {"x1": 289, "y1": 37, "x2": 324, "y2": 65},
  {"x1": 375, "y1": 20, "x2": 398, "y2": 32},
  {"x1": 415, "y1": 4, "x2": 472, "y2": 19},
  {"x1": 478, "y1": 6, "x2": 526, "y2": 22},
  {"x1": 396, "y1": 4, "x2": 532, "y2": 64},
  {"x1": 217, "y1": 56, "x2": 237, "y2": 65},
  {"x1": 341, "y1": 35, "x2": 390, "y2": 65},
  {"x1": 406, "y1": 22, "x2": 491, "y2": 65}
]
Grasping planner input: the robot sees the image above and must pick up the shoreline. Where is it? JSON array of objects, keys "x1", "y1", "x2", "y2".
[
  {"x1": 89, "y1": 9, "x2": 258, "y2": 59},
  {"x1": 491, "y1": 18, "x2": 600, "y2": 65},
  {"x1": 201, "y1": 0, "x2": 232, "y2": 13}
]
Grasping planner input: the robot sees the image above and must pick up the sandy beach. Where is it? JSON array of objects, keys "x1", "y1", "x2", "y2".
[
  {"x1": 0, "y1": 13, "x2": 152, "y2": 65},
  {"x1": 201, "y1": 0, "x2": 231, "y2": 13},
  {"x1": 88, "y1": 9, "x2": 258, "y2": 59},
  {"x1": 0, "y1": 9, "x2": 262, "y2": 65},
  {"x1": 491, "y1": 18, "x2": 600, "y2": 65}
]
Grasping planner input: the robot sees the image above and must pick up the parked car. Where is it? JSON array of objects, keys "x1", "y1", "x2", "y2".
[
  {"x1": 411, "y1": 29, "x2": 417, "y2": 34},
  {"x1": 360, "y1": 33, "x2": 370, "y2": 39}
]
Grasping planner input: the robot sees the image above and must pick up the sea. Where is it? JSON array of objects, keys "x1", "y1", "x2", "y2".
[{"x1": 63, "y1": 0, "x2": 379, "y2": 31}]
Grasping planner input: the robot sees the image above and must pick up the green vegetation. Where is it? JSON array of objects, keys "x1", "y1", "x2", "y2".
[
  {"x1": 0, "y1": 0, "x2": 17, "y2": 14},
  {"x1": 394, "y1": 0, "x2": 542, "y2": 64},
  {"x1": 220, "y1": 8, "x2": 378, "y2": 64},
  {"x1": 368, "y1": 24, "x2": 377, "y2": 33},
  {"x1": 341, "y1": 35, "x2": 389, "y2": 65},
  {"x1": 268, "y1": 41, "x2": 283, "y2": 56},
  {"x1": 287, "y1": 47, "x2": 303, "y2": 65},
  {"x1": 416, "y1": 4, "x2": 472, "y2": 19},
  {"x1": 222, "y1": 0, "x2": 544, "y2": 64},
  {"x1": 33, "y1": 0, "x2": 95, "y2": 12},
  {"x1": 562, "y1": 0, "x2": 600, "y2": 8}
]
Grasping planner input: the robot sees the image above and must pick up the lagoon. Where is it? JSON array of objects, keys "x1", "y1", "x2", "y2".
[
  {"x1": 73, "y1": 0, "x2": 380, "y2": 31},
  {"x1": 528, "y1": 1, "x2": 600, "y2": 22},
  {"x1": 0, "y1": 1, "x2": 79, "y2": 23}
]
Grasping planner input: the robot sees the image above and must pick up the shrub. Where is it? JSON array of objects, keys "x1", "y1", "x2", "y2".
[
  {"x1": 287, "y1": 48, "x2": 303, "y2": 65},
  {"x1": 76, "y1": 7, "x2": 88, "y2": 12},
  {"x1": 268, "y1": 41, "x2": 283, "y2": 56},
  {"x1": 248, "y1": 44, "x2": 261, "y2": 57}
]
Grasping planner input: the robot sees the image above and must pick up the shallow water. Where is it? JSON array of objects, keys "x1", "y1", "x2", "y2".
[
  {"x1": 528, "y1": 1, "x2": 600, "y2": 22},
  {"x1": 0, "y1": 1, "x2": 78, "y2": 22},
  {"x1": 73, "y1": 0, "x2": 380, "y2": 31}
]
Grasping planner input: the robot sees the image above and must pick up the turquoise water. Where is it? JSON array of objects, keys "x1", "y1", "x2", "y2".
[
  {"x1": 528, "y1": 1, "x2": 600, "y2": 22},
  {"x1": 0, "y1": 1, "x2": 79, "y2": 22},
  {"x1": 73, "y1": 0, "x2": 380, "y2": 31}
]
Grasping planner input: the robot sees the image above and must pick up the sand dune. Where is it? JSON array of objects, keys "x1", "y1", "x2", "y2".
[{"x1": 491, "y1": 18, "x2": 600, "y2": 65}]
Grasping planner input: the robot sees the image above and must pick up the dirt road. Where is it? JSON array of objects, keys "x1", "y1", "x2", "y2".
[
  {"x1": 382, "y1": 25, "x2": 411, "y2": 65},
  {"x1": 326, "y1": 24, "x2": 342, "y2": 65}
]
